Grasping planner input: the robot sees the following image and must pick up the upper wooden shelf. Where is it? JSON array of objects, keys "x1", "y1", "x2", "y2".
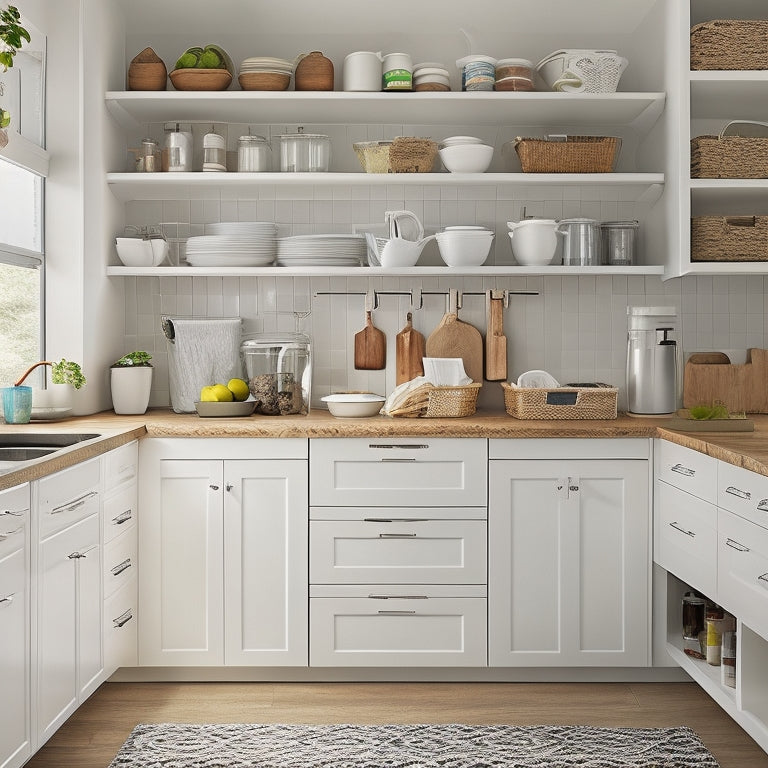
[{"x1": 105, "y1": 91, "x2": 666, "y2": 132}]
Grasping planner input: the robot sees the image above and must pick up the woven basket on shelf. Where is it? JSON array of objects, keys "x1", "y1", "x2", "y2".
[
  {"x1": 690, "y1": 20, "x2": 768, "y2": 70},
  {"x1": 501, "y1": 382, "x2": 618, "y2": 420},
  {"x1": 388, "y1": 382, "x2": 481, "y2": 418},
  {"x1": 388, "y1": 137, "x2": 438, "y2": 173},
  {"x1": 514, "y1": 136, "x2": 620, "y2": 173},
  {"x1": 691, "y1": 135, "x2": 768, "y2": 178},
  {"x1": 691, "y1": 216, "x2": 768, "y2": 262}
]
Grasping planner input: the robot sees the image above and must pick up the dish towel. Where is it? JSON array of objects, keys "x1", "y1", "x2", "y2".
[{"x1": 163, "y1": 317, "x2": 242, "y2": 413}]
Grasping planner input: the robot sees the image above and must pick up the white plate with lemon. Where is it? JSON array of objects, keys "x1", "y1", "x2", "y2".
[{"x1": 195, "y1": 378, "x2": 255, "y2": 417}]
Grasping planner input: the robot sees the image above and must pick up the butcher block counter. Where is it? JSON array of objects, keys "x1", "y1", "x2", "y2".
[{"x1": 3, "y1": 408, "x2": 768, "y2": 488}]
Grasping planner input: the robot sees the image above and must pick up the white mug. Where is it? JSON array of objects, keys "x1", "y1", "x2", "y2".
[{"x1": 343, "y1": 51, "x2": 383, "y2": 92}]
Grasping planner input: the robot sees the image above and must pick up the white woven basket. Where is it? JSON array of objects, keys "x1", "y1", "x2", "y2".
[{"x1": 536, "y1": 49, "x2": 628, "y2": 93}]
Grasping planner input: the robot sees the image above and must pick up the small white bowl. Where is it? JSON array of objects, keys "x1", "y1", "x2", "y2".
[
  {"x1": 435, "y1": 231, "x2": 494, "y2": 267},
  {"x1": 115, "y1": 237, "x2": 168, "y2": 267},
  {"x1": 322, "y1": 393, "x2": 385, "y2": 418},
  {"x1": 439, "y1": 144, "x2": 494, "y2": 173}
]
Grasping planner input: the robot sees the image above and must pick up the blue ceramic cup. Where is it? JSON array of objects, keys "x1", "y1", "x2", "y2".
[{"x1": 2, "y1": 385, "x2": 33, "y2": 424}]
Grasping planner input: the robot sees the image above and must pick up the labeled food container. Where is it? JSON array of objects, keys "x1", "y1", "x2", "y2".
[
  {"x1": 601, "y1": 220, "x2": 639, "y2": 265},
  {"x1": 237, "y1": 135, "x2": 271, "y2": 172},
  {"x1": 240, "y1": 333, "x2": 311, "y2": 415},
  {"x1": 456, "y1": 55, "x2": 497, "y2": 91},
  {"x1": 495, "y1": 58, "x2": 534, "y2": 91},
  {"x1": 382, "y1": 52, "x2": 412, "y2": 91},
  {"x1": 277, "y1": 130, "x2": 330, "y2": 172}
]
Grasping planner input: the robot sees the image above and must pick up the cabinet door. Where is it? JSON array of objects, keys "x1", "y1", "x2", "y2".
[
  {"x1": 0, "y1": 548, "x2": 30, "y2": 768},
  {"x1": 36, "y1": 513, "x2": 99, "y2": 746},
  {"x1": 489, "y1": 459, "x2": 650, "y2": 667},
  {"x1": 138, "y1": 460, "x2": 224, "y2": 666},
  {"x1": 223, "y1": 460, "x2": 308, "y2": 666}
]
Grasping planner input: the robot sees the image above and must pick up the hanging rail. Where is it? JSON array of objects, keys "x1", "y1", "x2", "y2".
[{"x1": 313, "y1": 288, "x2": 538, "y2": 310}]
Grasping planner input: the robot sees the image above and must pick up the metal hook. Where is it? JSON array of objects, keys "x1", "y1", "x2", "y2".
[{"x1": 410, "y1": 288, "x2": 423, "y2": 311}]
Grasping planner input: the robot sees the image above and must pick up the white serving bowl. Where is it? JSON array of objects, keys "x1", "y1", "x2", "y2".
[
  {"x1": 115, "y1": 237, "x2": 168, "y2": 267},
  {"x1": 322, "y1": 393, "x2": 385, "y2": 418},
  {"x1": 439, "y1": 144, "x2": 494, "y2": 173},
  {"x1": 507, "y1": 219, "x2": 562, "y2": 266},
  {"x1": 435, "y1": 231, "x2": 494, "y2": 267}
]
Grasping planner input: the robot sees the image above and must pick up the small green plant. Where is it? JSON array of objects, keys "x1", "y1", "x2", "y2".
[
  {"x1": 113, "y1": 350, "x2": 152, "y2": 367},
  {"x1": 0, "y1": 5, "x2": 30, "y2": 129},
  {"x1": 14, "y1": 359, "x2": 86, "y2": 389}
]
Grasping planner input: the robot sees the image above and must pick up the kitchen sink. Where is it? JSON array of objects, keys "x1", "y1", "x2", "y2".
[
  {"x1": 0, "y1": 433, "x2": 101, "y2": 462},
  {"x1": 0, "y1": 447, "x2": 59, "y2": 461}
]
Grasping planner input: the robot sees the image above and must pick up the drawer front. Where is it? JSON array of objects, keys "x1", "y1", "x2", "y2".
[
  {"x1": 103, "y1": 525, "x2": 137, "y2": 599},
  {"x1": 718, "y1": 461, "x2": 768, "y2": 531},
  {"x1": 102, "y1": 482, "x2": 137, "y2": 543},
  {"x1": 655, "y1": 481, "x2": 717, "y2": 597},
  {"x1": 103, "y1": 577, "x2": 137, "y2": 674},
  {"x1": 310, "y1": 438, "x2": 487, "y2": 507},
  {"x1": 310, "y1": 519, "x2": 487, "y2": 584},
  {"x1": 718, "y1": 509, "x2": 768, "y2": 642},
  {"x1": 104, "y1": 441, "x2": 138, "y2": 492},
  {"x1": 656, "y1": 440, "x2": 716, "y2": 503},
  {"x1": 309, "y1": 595, "x2": 487, "y2": 666},
  {"x1": 0, "y1": 484, "x2": 29, "y2": 560},
  {"x1": 38, "y1": 458, "x2": 100, "y2": 539}
]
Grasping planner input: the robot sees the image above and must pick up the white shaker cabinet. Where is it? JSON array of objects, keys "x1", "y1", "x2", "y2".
[
  {"x1": 0, "y1": 484, "x2": 30, "y2": 768},
  {"x1": 488, "y1": 439, "x2": 651, "y2": 667},
  {"x1": 138, "y1": 439, "x2": 308, "y2": 667}
]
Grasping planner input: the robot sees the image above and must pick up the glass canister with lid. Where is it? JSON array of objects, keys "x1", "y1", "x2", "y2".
[
  {"x1": 240, "y1": 332, "x2": 311, "y2": 415},
  {"x1": 237, "y1": 135, "x2": 271, "y2": 172}
]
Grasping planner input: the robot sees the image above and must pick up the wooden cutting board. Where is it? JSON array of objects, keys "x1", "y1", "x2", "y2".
[
  {"x1": 395, "y1": 312, "x2": 425, "y2": 385},
  {"x1": 485, "y1": 290, "x2": 507, "y2": 381},
  {"x1": 425, "y1": 290, "x2": 483, "y2": 383},
  {"x1": 354, "y1": 310, "x2": 386, "y2": 370},
  {"x1": 683, "y1": 348, "x2": 768, "y2": 413}
]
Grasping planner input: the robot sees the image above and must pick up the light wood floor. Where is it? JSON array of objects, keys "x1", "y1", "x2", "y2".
[{"x1": 24, "y1": 681, "x2": 768, "y2": 768}]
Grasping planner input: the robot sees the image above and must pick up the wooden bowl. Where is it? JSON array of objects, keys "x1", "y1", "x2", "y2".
[
  {"x1": 169, "y1": 68, "x2": 233, "y2": 91},
  {"x1": 128, "y1": 62, "x2": 167, "y2": 91},
  {"x1": 238, "y1": 71, "x2": 291, "y2": 91}
]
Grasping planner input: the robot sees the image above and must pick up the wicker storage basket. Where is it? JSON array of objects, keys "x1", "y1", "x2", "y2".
[
  {"x1": 515, "y1": 136, "x2": 620, "y2": 173},
  {"x1": 388, "y1": 382, "x2": 481, "y2": 418},
  {"x1": 501, "y1": 382, "x2": 618, "y2": 420},
  {"x1": 691, "y1": 216, "x2": 768, "y2": 262},
  {"x1": 691, "y1": 20, "x2": 768, "y2": 70},
  {"x1": 691, "y1": 135, "x2": 768, "y2": 178}
]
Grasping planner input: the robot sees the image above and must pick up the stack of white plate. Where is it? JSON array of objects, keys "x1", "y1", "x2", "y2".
[
  {"x1": 239, "y1": 56, "x2": 294, "y2": 75},
  {"x1": 277, "y1": 234, "x2": 366, "y2": 267},
  {"x1": 186, "y1": 222, "x2": 278, "y2": 267}
]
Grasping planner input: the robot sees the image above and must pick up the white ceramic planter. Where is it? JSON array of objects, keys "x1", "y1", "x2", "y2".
[{"x1": 110, "y1": 366, "x2": 153, "y2": 414}]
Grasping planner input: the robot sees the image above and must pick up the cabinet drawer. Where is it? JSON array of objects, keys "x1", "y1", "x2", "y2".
[
  {"x1": 310, "y1": 438, "x2": 487, "y2": 507},
  {"x1": 103, "y1": 577, "x2": 137, "y2": 674},
  {"x1": 103, "y1": 525, "x2": 137, "y2": 599},
  {"x1": 656, "y1": 440, "x2": 716, "y2": 503},
  {"x1": 0, "y1": 484, "x2": 29, "y2": 560},
  {"x1": 38, "y1": 459, "x2": 100, "y2": 539},
  {"x1": 718, "y1": 462, "x2": 768, "y2": 531},
  {"x1": 655, "y1": 480, "x2": 717, "y2": 597},
  {"x1": 102, "y1": 482, "x2": 137, "y2": 543},
  {"x1": 718, "y1": 508, "x2": 768, "y2": 642},
  {"x1": 104, "y1": 441, "x2": 138, "y2": 492},
  {"x1": 309, "y1": 587, "x2": 486, "y2": 667},
  {"x1": 310, "y1": 519, "x2": 486, "y2": 585}
]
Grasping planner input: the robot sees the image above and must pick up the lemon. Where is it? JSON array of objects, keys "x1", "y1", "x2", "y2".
[
  {"x1": 200, "y1": 385, "x2": 217, "y2": 402},
  {"x1": 210, "y1": 383, "x2": 234, "y2": 402},
  {"x1": 227, "y1": 378, "x2": 250, "y2": 402}
]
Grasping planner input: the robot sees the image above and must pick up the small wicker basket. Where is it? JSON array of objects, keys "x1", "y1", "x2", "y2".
[
  {"x1": 691, "y1": 216, "x2": 768, "y2": 262},
  {"x1": 691, "y1": 20, "x2": 768, "y2": 70},
  {"x1": 388, "y1": 382, "x2": 481, "y2": 418},
  {"x1": 514, "y1": 136, "x2": 621, "y2": 173},
  {"x1": 388, "y1": 137, "x2": 438, "y2": 173},
  {"x1": 691, "y1": 135, "x2": 768, "y2": 178},
  {"x1": 501, "y1": 382, "x2": 618, "y2": 420}
]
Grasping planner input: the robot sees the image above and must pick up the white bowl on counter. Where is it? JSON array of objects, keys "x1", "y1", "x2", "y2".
[
  {"x1": 439, "y1": 143, "x2": 494, "y2": 173},
  {"x1": 322, "y1": 392, "x2": 385, "y2": 418}
]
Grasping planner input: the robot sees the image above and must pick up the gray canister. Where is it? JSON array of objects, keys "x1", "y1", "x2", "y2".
[
  {"x1": 558, "y1": 218, "x2": 601, "y2": 265},
  {"x1": 602, "y1": 220, "x2": 639, "y2": 265}
]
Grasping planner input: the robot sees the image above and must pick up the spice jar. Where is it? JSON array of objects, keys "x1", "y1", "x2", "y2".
[
  {"x1": 237, "y1": 135, "x2": 271, "y2": 172},
  {"x1": 682, "y1": 592, "x2": 706, "y2": 640},
  {"x1": 162, "y1": 123, "x2": 193, "y2": 172},
  {"x1": 132, "y1": 137, "x2": 160, "y2": 172}
]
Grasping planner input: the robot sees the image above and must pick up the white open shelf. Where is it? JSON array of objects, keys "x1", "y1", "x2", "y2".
[{"x1": 690, "y1": 72, "x2": 768, "y2": 120}]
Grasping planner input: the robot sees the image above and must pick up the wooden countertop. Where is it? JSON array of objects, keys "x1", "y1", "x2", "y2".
[{"x1": 3, "y1": 409, "x2": 768, "y2": 489}]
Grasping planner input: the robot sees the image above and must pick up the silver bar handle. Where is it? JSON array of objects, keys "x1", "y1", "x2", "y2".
[
  {"x1": 378, "y1": 532, "x2": 417, "y2": 538},
  {"x1": 758, "y1": 574, "x2": 768, "y2": 589},
  {"x1": 368, "y1": 594, "x2": 428, "y2": 600},
  {"x1": 67, "y1": 544, "x2": 97, "y2": 560},
  {"x1": 669, "y1": 521, "x2": 696, "y2": 538},
  {"x1": 113, "y1": 609, "x2": 133, "y2": 628},
  {"x1": 112, "y1": 509, "x2": 133, "y2": 525},
  {"x1": 51, "y1": 490, "x2": 97, "y2": 515},
  {"x1": 378, "y1": 610, "x2": 416, "y2": 615},
  {"x1": 671, "y1": 464, "x2": 695, "y2": 477},
  {"x1": 726, "y1": 486, "x2": 751, "y2": 500},
  {"x1": 369, "y1": 444, "x2": 429, "y2": 450},
  {"x1": 381, "y1": 458, "x2": 417, "y2": 463},
  {"x1": 726, "y1": 538, "x2": 750, "y2": 553},
  {"x1": 0, "y1": 508, "x2": 27, "y2": 517},
  {"x1": 364, "y1": 518, "x2": 428, "y2": 523},
  {"x1": 110, "y1": 558, "x2": 132, "y2": 577},
  {"x1": 0, "y1": 525, "x2": 24, "y2": 541},
  {"x1": 0, "y1": 593, "x2": 14, "y2": 606},
  {"x1": 758, "y1": 499, "x2": 768, "y2": 513}
]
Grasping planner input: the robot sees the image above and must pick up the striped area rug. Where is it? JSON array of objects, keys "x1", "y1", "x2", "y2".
[{"x1": 108, "y1": 722, "x2": 720, "y2": 767}]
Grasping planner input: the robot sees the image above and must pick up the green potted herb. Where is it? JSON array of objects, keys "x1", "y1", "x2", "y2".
[
  {"x1": 0, "y1": 5, "x2": 30, "y2": 141},
  {"x1": 4, "y1": 358, "x2": 87, "y2": 420},
  {"x1": 110, "y1": 351, "x2": 153, "y2": 414}
]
